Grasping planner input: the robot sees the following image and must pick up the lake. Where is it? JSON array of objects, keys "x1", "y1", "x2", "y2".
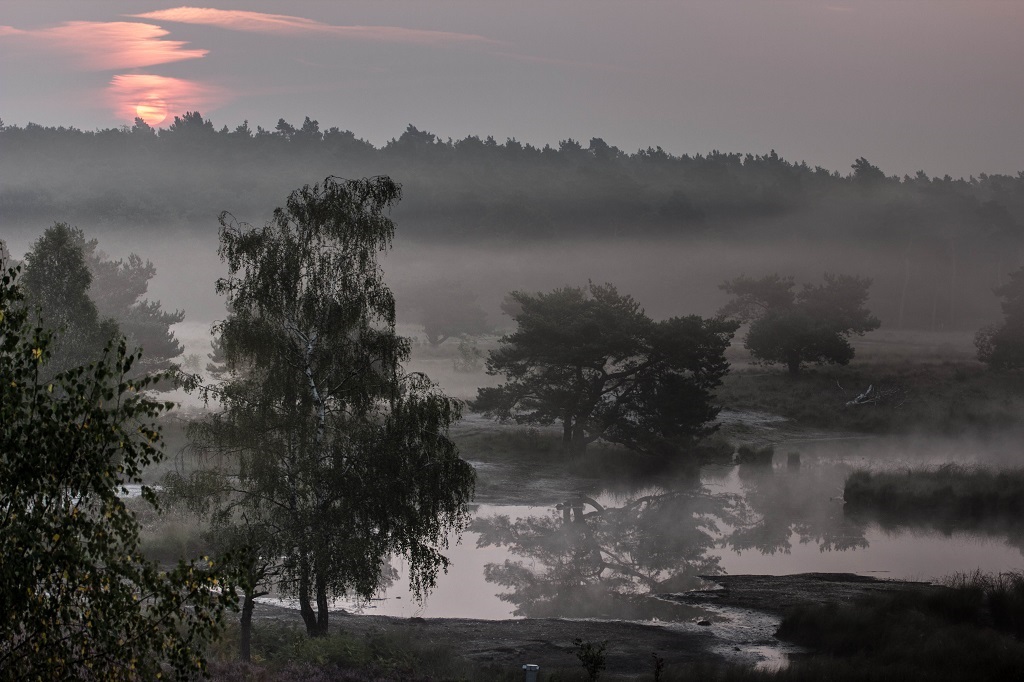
[{"x1": 307, "y1": 432, "x2": 1024, "y2": 621}]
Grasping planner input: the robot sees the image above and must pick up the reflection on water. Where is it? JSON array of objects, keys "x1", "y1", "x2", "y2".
[
  {"x1": 323, "y1": 437, "x2": 1024, "y2": 621},
  {"x1": 716, "y1": 462, "x2": 870, "y2": 555},
  {"x1": 472, "y1": 481, "x2": 740, "y2": 621}
]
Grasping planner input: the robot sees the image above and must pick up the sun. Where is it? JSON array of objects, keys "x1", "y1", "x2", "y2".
[{"x1": 135, "y1": 98, "x2": 168, "y2": 126}]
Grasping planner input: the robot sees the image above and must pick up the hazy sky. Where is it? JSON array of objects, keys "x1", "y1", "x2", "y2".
[{"x1": 2, "y1": 1, "x2": 1022, "y2": 177}]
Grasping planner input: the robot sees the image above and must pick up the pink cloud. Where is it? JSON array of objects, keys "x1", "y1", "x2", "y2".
[
  {"x1": 132, "y1": 7, "x2": 498, "y2": 46},
  {"x1": 0, "y1": 20, "x2": 206, "y2": 70},
  {"x1": 108, "y1": 74, "x2": 226, "y2": 123}
]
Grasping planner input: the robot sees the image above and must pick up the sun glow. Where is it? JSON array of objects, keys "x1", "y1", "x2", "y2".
[
  {"x1": 108, "y1": 74, "x2": 222, "y2": 126},
  {"x1": 135, "y1": 98, "x2": 168, "y2": 126}
]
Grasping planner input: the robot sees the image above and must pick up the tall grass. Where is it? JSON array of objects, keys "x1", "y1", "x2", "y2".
[
  {"x1": 765, "y1": 570, "x2": 1024, "y2": 681},
  {"x1": 941, "y1": 569, "x2": 1024, "y2": 639},
  {"x1": 844, "y1": 464, "x2": 1024, "y2": 517}
]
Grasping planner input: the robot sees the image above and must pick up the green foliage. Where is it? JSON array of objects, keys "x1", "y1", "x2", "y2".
[
  {"x1": 19, "y1": 223, "x2": 183, "y2": 374},
  {"x1": 181, "y1": 176, "x2": 475, "y2": 638},
  {"x1": 572, "y1": 638, "x2": 608, "y2": 681},
  {"x1": 0, "y1": 262, "x2": 233, "y2": 679},
  {"x1": 79, "y1": 236, "x2": 184, "y2": 370},
  {"x1": 475, "y1": 282, "x2": 737, "y2": 458},
  {"x1": 720, "y1": 273, "x2": 880, "y2": 374},
  {"x1": 20, "y1": 222, "x2": 118, "y2": 373},
  {"x1": 976, "y1": 266, "x2": 1024, "y2": 369}
]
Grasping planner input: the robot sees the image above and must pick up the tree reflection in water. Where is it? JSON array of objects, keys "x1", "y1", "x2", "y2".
[
  {"x1": 472, "y1": 479, "x2": 743, "y2": 620},
  {"x1": 473, "y1": 462, "x2": 881, "y2": 620},
  {"x1": 723, "y1": 462, "x2": 870, "y2": 555}
]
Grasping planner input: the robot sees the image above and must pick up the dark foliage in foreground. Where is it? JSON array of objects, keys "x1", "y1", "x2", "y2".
[
  {"x1": 772, "y1": 571, "x2": 1024, "y2": 682},
  {"x1": 0, "y1": 260, "x2": 232, "y2": 679},
  {"x1": 178, "y1": 176, "x2": 475, "y2": 645},
  {"x1": 206, "y1": 622, "x2": 515, "y2": 682}
]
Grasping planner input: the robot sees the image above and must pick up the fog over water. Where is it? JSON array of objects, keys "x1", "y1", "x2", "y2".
[{"x1": 319, "y1": 439, "x2": 1024, "y2": 621}]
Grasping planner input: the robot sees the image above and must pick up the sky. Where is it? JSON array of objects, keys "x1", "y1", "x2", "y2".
[{"x1": 2, "y1": 0, "x2": 1022, "y2": 178}]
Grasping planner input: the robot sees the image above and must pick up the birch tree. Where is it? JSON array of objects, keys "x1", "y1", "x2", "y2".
[{"x1": 185, "y1": 176, "x2": 474, "y2": 639}]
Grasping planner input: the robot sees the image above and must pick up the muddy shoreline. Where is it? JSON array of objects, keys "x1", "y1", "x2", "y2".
[
  {"x1": 250, "y1": 573, "x2": 936, "y2": 675},
  {"x1": 669, "y1": 572, "x2": 939, "y2": 615}
]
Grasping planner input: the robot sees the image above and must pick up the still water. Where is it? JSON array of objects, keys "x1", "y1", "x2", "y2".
[{"x1": 323, "y1": 437, "x2": 1024, "y2": 621}]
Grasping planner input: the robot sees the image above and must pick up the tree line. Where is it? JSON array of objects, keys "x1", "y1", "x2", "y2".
[
  {"x1": 2, "y1": 113, "x2": 1022, "y2": 250},
  {"x1": 5, "y1": 112, "x2": 1021, "y2": 331}
]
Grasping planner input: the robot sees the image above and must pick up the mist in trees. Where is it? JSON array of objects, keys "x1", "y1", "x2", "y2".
[
  {"x1": 3, "y1": 113, "x2": 1020, "y2": 333},
  {"x1": 403, "y1": 279, "x2": 492, "y2": 346},
  {"x1": 16, "y1": 222, "x2": 183, "y2": 375},
  {"x1": 475, "y1": 283, "x2": 737, "y2": 459},
  {"x1": 19, "y1": 222, "x2": 117, "y2": 373},
  {"x1": 79, "y1": 236, "x2": 185, "y2": 370},
  {"x1": 719, "y1": 274, "x2": 880, "y2": 375},
  {"x1": 174, "y1": 176, "x2": 475, "y2": 644},
  {"x1": 976, "y1": 266, "x2": 1024, "y2": 370},
  {"x1": 3, "y1": 92, "x2": 1024, "y2": 680}
]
